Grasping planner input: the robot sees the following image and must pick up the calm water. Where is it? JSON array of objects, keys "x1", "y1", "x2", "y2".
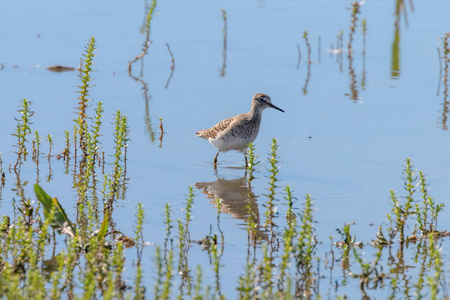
[{"x1": 1, "y1": 0, "x2": 450, "y2": 298}]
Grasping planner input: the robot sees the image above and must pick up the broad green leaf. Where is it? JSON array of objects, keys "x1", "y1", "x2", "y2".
[
  {"x1": 34, "y1": 184, "x2": 75, "y2": 237},
  {"x1": 97, "y1": 212, "x2": 109, "y2": 241}
]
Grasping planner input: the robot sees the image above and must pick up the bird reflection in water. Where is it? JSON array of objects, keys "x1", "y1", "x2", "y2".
[{"x1": 195, "y1": 172, "x2": 267, "y2": 243}]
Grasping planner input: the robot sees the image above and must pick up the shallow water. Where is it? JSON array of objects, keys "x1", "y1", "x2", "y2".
[{"x1": 1, "y1": 0, "x2": 450, "y2": 298}]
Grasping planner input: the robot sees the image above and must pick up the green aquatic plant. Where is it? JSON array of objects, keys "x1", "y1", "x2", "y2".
[
  {"x1": 90, "y1": 101, "x2": 104, "y2": 161},
  {"x1": 64, "y1": 130, "x2": 70, "y2": 159},
  {"x1": 12, "y1": 99, "x2": 34, "y2": 170},
  {"x1": 0, "y1": 196, "x2": 143, "y2": 299},
  {"x1": 102, "y1": 110, "x2": 130, "y2": 203},
  {"x1": 387, "y1": 159, "x2": 445, "y2": 243},
  {"x1": 76, "y1": 39, "x2": 96, "y2": 156},
  {"x1": 184, "y1": 186, "x2": 194, "y2": 234},
  {"x1": 278, "y1": 186, "x2": 297, "y2": 291},
  {"x1": 134, "y1": 203, "x2": 145, "y2": 245},
  {"x1": 264, "y1": 138, "x2": 280, "y2": 229},
  {"x1": 76, "y1": 37, "x2": 96, "y2": 157},
  {"x1": 246, "y1": 142, "x2": 259, "y2": 182},
  {"x1": 164, "y1": 203, "x2": 173, "y2": 253},
  {"x1": 32, "y1": 130, "x2": 40, "y2": 163},
  {"x1": 77, "y1": 101, "x2": 105, "y2": 205},
  {"x1": 46, "y1": 134, "x2": 53, "y2": 160},
  {"x1": 176, "y1": 187, "x2": 195, "y2": 298},
  {"x1": 296, "y1": 194, "x2": 316, "y2": 273},
  {"x1": 237, "y1": 261, "x2": 257, "y2": 299}
]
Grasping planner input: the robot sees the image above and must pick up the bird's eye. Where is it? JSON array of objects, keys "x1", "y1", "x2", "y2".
[{"x1": 258, "y1": 97, "x2": 264, "y2": 102}]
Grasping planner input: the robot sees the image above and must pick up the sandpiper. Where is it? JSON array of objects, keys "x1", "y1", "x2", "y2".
[{"x1": 196, "y1": 93, "x2": 284, "y2": 167}]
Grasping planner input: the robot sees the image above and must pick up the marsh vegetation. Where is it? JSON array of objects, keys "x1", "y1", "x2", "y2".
[{"x1": 1, "y1": 0, "x2": 450, "y2": 299}]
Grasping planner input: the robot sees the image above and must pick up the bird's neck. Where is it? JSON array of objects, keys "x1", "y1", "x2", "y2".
[{"x1": 248, "y1": 105, "x2": 263, "y2": 120}]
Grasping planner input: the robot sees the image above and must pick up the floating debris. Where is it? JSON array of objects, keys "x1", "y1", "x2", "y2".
[{"x1": 47, "y1": 65, "x2": 75, "y2": 72}]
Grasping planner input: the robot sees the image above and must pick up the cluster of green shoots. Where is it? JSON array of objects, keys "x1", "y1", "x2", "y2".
[
  {"x1": 12, "y1": 99, "x2": 34, "y2": 171},
  {"x1": 387, "y1": 158, "x2": 444, "y2": 243},
  {"x1": 246, "y1": 142, "x2": 259, "y2": 183},
  {"x1": 151, "y1": 188, "x2": 226, "y2": 299},
  {"x1": 0, "y1": 36, "x2": 138, "y2": 298},
  {"x1": 0, "y1": 189, "x2": 144, "y2": 299},
  {"x1": 264, "y1": 138, "x2": 280, "y2": 231},
  {"x1": 328, "y1": 158, "x2": 448, "y2": 299},
  {"x1": 238, "y1": 189, "x2": 318, "y2": 299},
  {"x1": 102, "y1": 110, "x2": 130, "y2": 205}
]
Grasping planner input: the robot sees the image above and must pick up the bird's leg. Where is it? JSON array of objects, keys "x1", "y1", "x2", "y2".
[{"x1": 213, "y1": 150, "x2": 220, "y2": 168}]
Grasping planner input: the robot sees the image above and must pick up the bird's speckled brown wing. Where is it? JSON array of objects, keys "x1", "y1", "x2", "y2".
[{"x1": 196, "y1": 115, "x2": 240, "y2": 140}]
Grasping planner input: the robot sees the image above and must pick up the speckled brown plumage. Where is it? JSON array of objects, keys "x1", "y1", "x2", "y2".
[
  {"x1": 196, "y1": 93, "x2": 284, "y2": 167},
  {"x1": 196, "y1": 117, "x2": 235, "y2": 140}
]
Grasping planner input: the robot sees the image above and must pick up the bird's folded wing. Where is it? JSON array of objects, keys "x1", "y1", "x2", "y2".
[{"x1": 196, "y1": 117, "x2": 236, "y2": 139}]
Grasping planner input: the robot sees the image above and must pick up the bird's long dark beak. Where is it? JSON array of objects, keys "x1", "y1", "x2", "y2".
[{"x1": 268, "y1": 103, "x2": 285, "y2": 113}]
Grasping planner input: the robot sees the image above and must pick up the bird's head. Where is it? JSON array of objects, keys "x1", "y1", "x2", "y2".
[{"x1": 252, "y1": 93, "x2": 285, "y2": 113}]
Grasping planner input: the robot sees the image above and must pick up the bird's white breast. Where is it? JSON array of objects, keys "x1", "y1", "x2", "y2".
[{"x1": 208, "y1": 135, "x2": 252, "y2": 153}]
